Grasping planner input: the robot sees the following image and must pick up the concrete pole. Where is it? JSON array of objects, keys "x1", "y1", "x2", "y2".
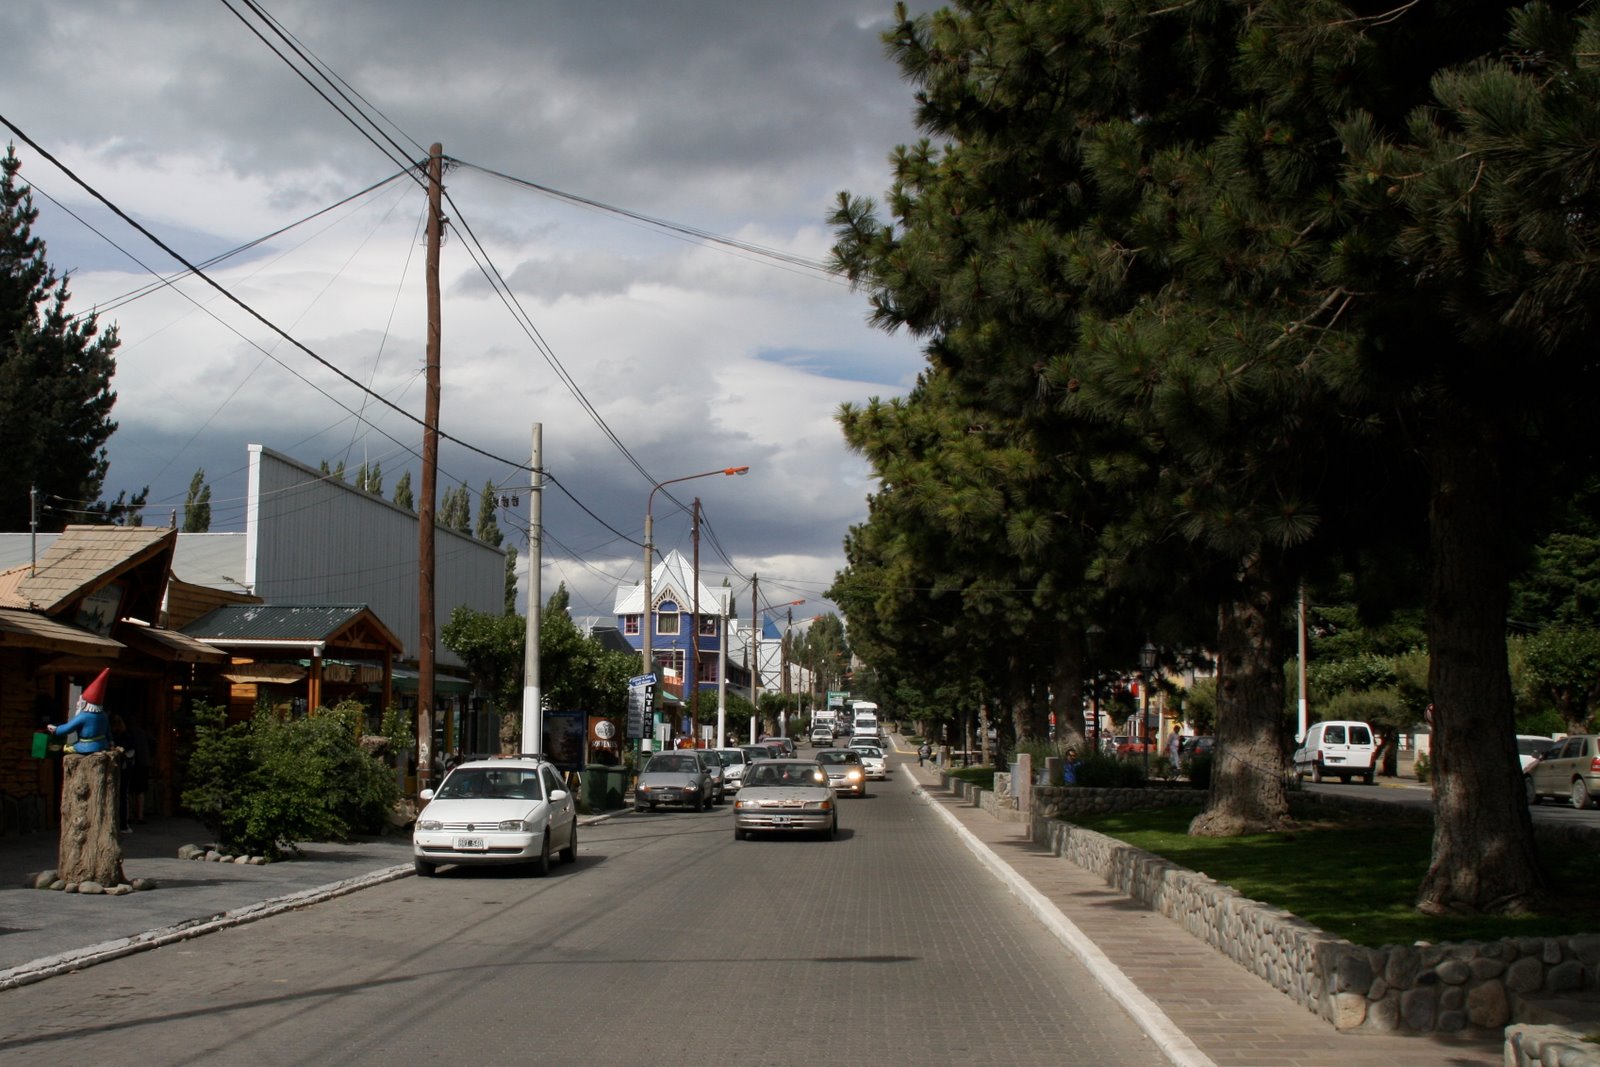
[{"x1": 521, "y1": 423, "x2": 542, "y2": 755}]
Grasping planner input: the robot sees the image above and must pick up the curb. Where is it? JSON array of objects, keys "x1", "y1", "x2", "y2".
[{"x1": 912, "y1": 779, "x2": 1217, "y2": 1067}]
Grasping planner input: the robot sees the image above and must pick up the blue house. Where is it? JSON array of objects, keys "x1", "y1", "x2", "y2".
[{"x1": 612, "y1": 549, "x2": 730, "y2": 714}]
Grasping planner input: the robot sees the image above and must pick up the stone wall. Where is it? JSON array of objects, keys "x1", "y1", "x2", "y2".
[{"x1": 935, "y1": 772, "x2": 1600, "y2": 1037}]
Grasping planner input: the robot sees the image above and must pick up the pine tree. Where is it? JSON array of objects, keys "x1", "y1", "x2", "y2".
[
  {"x1": 0, "y1": 145, "x2": 122, "y2": 531},
  {"x1": 392, "y1": 470, "x2": 414, "y2": 511},
  {"x1": 476, "y1": 481, "x2": 503, "y2": 546},
  {"x1": 182, "y1": 468, "x2": 211, "y2": 532}
]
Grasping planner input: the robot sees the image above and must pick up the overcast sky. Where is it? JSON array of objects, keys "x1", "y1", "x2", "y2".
[{"x1": 2, "y1": 0, "x2": 934, "y2": 623}]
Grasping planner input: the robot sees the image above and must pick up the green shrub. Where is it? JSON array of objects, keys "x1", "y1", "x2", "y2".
[
  {"x1": 182, "y1": 700, "x2": 399, "y2": 859},
  {"x1": 1414, "y1": 751, "x2": 1431, "y2": 783},
  {"x1": 1072, "y1": 751, "x2": 1147, "y2": 788}
]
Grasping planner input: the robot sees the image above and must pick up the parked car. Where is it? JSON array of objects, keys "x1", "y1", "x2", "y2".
[
  {"x1": 634, "y1": 752, "x2": 713, "y2": 812},
  {"x1": 1114, "y1": 735, "x2": 1154, "y2": 757},
  {"x1": 1291, "y1": 720, "x2": 1377, "y2": 784},
  {"x1": 733, "y1": 759, "x2": 837, "y2": 840},
  {"x1": 1525, "y1": 734, "x2": 1600, "y2": 809},
  {"x1": 711, "y1": 748, "x2": 748, "y2": 792},
  {"x1": 1185, "y1": 736, "x2": 1215, "y2": 759},
  {"x1": 740, "y1": 744, "x2": 772, "y2": 769},
  {"x1": 759, "y1": 736, "x2": 798, "y2": 758},
  {"x1": 412, "y1": 756, "x2": 578, "y2": 877},
  {"x1": 693, "y1": 749, "x2": 727, "y2": 804},
  {"x1": 814, "y1": 748, "x2": 868, "y2": 796},
  {"x1": 1516, "y1": 734, "x2": 1557, "y2": 773},
  {"x1": 848, "y1": 741, "x2": 889, "y2": 780}
]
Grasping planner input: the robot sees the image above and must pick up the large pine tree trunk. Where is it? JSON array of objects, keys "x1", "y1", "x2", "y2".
[
  {"x1": 58, "y1": 751, "x2": 126, "y2": 886},
  {"x1": 1190, "y1": 560, "x2": 1293, "y2": 836},
  {"x1": 1416, "y1": 410, "x2": 1542, "y2": 914},
  {"x1": 1049, "y1": 625, "x2": 1088, "y2": 752}
]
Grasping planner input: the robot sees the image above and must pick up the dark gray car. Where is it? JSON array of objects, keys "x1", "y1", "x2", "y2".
[{"x1": 634, "y1": 752, "x2": 713, "y2": 812}]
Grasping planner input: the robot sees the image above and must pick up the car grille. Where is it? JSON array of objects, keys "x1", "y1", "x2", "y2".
[
  {"x1": 435, "y1": 820, "x2": 520, "y2": 833},
  {"x1": 754, "y1": 798, "x2": 806, "y2": 808}
]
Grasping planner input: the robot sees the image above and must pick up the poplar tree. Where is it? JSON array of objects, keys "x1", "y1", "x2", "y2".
[{"x1": 182, "y1": 468, "x2": 211, "y2": 532}]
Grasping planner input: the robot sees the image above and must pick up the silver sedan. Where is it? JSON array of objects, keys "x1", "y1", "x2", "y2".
[{"x1": 733, "y1": 760, "x2": 837, "y2": 840}]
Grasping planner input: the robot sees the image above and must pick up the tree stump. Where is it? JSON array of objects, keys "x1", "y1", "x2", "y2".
[{"x1": 58, "y1": 751, "x2": 126, "y2": 886}]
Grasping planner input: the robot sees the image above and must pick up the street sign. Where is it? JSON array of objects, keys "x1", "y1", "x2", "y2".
[{"x1": 627, "y1": 675, "x2": 656, "y2": 739}]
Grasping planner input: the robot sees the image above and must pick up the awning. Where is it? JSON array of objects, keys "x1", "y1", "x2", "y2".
[
  {"x1": 0, "y1": 608, "x2": 124, "y2": 657},
  {"x1": 117, "y1": 623, "x2": 229, "y2": 664},
  {"x1": 389, "y1": 667, "x2": 475, "y2": 696}
]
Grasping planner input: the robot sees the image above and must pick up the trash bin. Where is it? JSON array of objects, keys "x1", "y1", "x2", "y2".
[{"x1": 583, "y1": 766, "x2": 629, "y2": 811}]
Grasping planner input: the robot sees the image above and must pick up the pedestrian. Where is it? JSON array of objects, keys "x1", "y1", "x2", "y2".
[
  {"x1": 917, "y1": 741, "x2": 931, "y2": 767},
  {"x1": 1063, "y1": 747, "x2": 1079, "y2": 785},
  {"x1": 1167, "y1": 729, "x2": 1183, "y2": 770}
]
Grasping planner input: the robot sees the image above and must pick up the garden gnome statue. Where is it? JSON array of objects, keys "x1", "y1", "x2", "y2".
[{"x1": 49, "y1": 668, "x2": 112, "y2": 752}]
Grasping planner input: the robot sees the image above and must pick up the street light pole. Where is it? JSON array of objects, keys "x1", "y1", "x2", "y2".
[{"x1": 642, "y1": 466, "x2": 749, "y2": 744}]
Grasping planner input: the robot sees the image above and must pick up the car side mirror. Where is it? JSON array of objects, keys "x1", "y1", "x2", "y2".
[
  {"x1": 549, "y1": 789, "x2": 568, "y2": 802},
  {"x1": 419, "y1": 788, "x2": 435, "y2": 802}
]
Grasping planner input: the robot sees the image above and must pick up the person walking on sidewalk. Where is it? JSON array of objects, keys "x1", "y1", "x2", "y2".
[{"x1": 917, "y1": 742, "x2": 931, "y2": 766}]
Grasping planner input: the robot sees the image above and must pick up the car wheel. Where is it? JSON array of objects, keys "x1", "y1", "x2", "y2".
[
  {"x1": 1526, "y1": 776, "x2": 1539, "y2": 805},
  {"x1": 1361, "y1": 771, "x2": 1375, "y2": 785},
  {"x1": 560, "y1": 820, "x2": 578, "y2": 864},
  {"x1": 634, "y1": 803, "x2": 647, "y2": 813},
  {"x1": 532, "y1": 831, "x2": 552, "y2": 877},
  {"x1": 1311, "y1": 761, "x2": 1324, "y2": 784},
  {"x1": 414, "y1": 857, "x2": 435, "y2": 878},
  {"x1": 733, "y1": 827, "x2": 746, "y2": 841},
  {"x1": 1573, "y1": 779, "x2": 1594, "y2": 810}
]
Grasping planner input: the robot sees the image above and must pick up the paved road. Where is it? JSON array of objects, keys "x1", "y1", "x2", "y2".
[
  {"x1": 0, "y1": 766, "x2": 1165, "y2": 1066},
  {"x1": 1304, "y1": 778, "x2": 1600, "y2": 828}
]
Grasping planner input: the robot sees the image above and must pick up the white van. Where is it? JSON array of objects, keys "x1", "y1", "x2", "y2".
[{"x1": 1291, "y1": 721, "x2": 1377, "y2": 784}]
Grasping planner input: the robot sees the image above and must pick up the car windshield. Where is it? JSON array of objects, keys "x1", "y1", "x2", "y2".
[
  {"x1": 436, "y1": 768, "x2": 543, "y2": 801},
  {"x1": 745, "y1": 763, "x2": 824, "y2": 788},
  {"x1": 853, "y1": 746, "x2": 882, "y2": 757},
  {"x1": 1517, "y1": 737, "x2": 1552, "y2": 757},
  {"x1": 815, "y1": 751, "x2": 858, "y2": 765},
  {"x1": 645, "y1": 755, "x2": 700, "y2": 774},
  {"x1": 715, "y1": 750, "x2": 745, "y2": 765}
]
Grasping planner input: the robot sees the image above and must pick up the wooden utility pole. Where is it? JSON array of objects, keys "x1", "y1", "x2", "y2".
[
  {"x1": 690, "y1": 498, "x2": 701, "y2": 737},
  {"x1": 417, "y1": 142, "x2": 443, "y2": 791},
  {"x1": 749, "y1": 573, "x2": 759, "y2": 726}
]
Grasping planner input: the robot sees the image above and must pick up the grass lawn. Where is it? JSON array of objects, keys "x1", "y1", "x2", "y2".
[{"x1": 1068, "y1": 805, "x2": 1600, "y2": 948}]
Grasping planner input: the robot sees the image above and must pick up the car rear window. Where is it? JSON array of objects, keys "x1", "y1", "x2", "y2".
[{"x1": 1348, "y1": 726, "x2": 1372, "y2": 745}]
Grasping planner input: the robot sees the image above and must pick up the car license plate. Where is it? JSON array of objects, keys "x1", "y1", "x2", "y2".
[
  {"x1": 771, "y1": 817, "x2": 791, "y2": 826},
  {"x1": 454, "y1": 836, "x2": 486, "y2": 850}
]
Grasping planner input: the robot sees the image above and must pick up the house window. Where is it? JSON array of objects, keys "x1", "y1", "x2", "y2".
[
  {"x1": 656, "y1": 601, "x2": 680, "y2": 636},
  {"x1": 698, "y1": 657, "x2": 718, "y2": 684},
  {"x1": 623, "y1": 615, "x2": 639, "y2": 636},
  {"x1": 699, "y1": 616, "x2": 718, "y2": 637}
]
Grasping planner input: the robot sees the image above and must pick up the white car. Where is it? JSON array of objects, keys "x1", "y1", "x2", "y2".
[
  {"x1": 711, "y1": 748, "x2": 748, "y2": 791},
  {"x1": 1516, "y1": 734, "x2": 1556, "y2": 773},
  {"x1": 848, "y1": 741, "x2": 889, "y2": 780},
  {"x1": 413, "y1": 757, "x2": 579, "y2": 877},
  {"x1": 734, "y1": 759, "x2": 837, "y2": 840}
]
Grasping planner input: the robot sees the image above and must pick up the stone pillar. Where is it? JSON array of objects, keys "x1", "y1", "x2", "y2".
[
  {"x1": 1044, "y1": 755, "x2": 1062, "y2": 788},
  {"x1": 58, "y1": 751, "x2": 126, "y2": 887},
  {"x1": 1015, "y1": 752, "x2": 1033, "y2": 813}
]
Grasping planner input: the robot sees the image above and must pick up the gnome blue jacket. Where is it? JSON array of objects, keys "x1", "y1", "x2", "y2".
[{"x1": 55, "y1": 706, "x2": 110, "y2": 753}]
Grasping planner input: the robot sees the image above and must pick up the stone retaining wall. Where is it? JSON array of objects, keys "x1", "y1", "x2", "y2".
[{"x1": 937, "y1": 773, "x2": 1600, "y2": 1037}]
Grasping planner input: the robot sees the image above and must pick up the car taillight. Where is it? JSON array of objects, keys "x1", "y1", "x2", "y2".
[{"x1": 1590, "y1": 756, "x2": 1600, "y2": 774}]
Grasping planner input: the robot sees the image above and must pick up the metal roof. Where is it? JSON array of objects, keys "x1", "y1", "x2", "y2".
[{"x1": 180, "y1": 603, "x2": 395, "y2": 646}]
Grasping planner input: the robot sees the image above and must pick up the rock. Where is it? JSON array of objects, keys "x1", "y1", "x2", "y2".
[
  {"x1": 49, "y1": 879, "x2": 65, "y2": 891},
  {"x1": 1468, "y1": 956, "x2": 1504, "y2": 980},
  {"x1": 248, "y1": 856, "x2": 267, "y2": 865},
  {"x1": 234, "y1": 855, "x2": 251, "y2": 865},
  {"x1": 79, "y1": 880, "x2": 104, "y2": 894},
  {"x1": 31, "y1": 869, "x2": 58, "y2": 889},
  {"x1": 1401, "y1": 986, "x2": 1437, "y2": 1031},
  {"x1": 1367, "y1": 993, "x2": 1401, "y2": 1031},
  {"x1": 1330, "y1": 992, "x2": 1368, "y2": 1030},
  {"x1": 1505, "y1": 955, "x2": 1545, "y2": 994},
  {"x1": 64, "y1": 882, "x2": 79, "y2": 893},
  {"x1": 1435, "y1": 958, "x2": 1471, "y2": 985},
  {"x1": 1436, "y1": 1010, "x2": 1466, "y2": 1032},
  {"x1": 177, "y1": 844, "x2": 205, "y2": 860},
  {"x1": 1547, "y1": 960, "x2": 1585, "y2": 993},
  {"x1": 130, "y1": 878, "x2": 157, "y2": 891},
  {"x1": 105, "y1": 884, "x2": 132, "y2": 896},
  {"x1": 1466, "y1": 980, "x2": 1508, "y2": 1028},
  {"x1": 1385, "y1": 945, "x2": 1421, "y2": 987},
  {"x1": 204, "y1": 850, "x2": 221, "y2": 862},
  {"x1": 1335, "y1": 951, "x2": 1374, "y2": 994}
]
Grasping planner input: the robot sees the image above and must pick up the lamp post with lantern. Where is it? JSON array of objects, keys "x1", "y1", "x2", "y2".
[{"x1": 1140, "y1": 641, "x2": 1158, "y2": 778}]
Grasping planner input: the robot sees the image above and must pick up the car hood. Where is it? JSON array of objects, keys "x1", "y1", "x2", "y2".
[{"x1": 417, "y1": 797, "x2": 541, "y2": 823}]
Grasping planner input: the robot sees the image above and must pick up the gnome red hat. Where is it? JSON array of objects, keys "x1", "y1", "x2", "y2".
[{"x1": 81, "y1": 668, "x2": 110, "y2": 707}]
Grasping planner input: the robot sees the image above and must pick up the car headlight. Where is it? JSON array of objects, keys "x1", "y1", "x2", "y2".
[
  {"x1": 803, "y1": 799, "x2": 833, "y2": 811},
  {"x1": 684, "y1": 784, "x2": 699, "y2": 792},
  {"x1": 497, "y1": 819, "x2": 527, "y2": 832},
  {"x1": 736, "y1": 798, "x2": 756, "y2": 809},
  {"x1": 847, "y1": 769, "x2": 863, "y2": 780},
  {"x1": 418, "y1": 819, "x2": 442, "y2": 831}
]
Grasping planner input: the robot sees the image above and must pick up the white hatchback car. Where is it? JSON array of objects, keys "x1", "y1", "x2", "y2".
[
  {"x1": 413, "y1": 757, "x2": 578, "y2": 877},
  {"x1": 1291, "y1": 720, "x2": 1377, "y2": 784}
]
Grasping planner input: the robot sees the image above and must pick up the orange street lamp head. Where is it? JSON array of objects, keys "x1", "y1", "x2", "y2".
[{"x1": 725, "y1": 466, "x2": 749, "y2": 476}]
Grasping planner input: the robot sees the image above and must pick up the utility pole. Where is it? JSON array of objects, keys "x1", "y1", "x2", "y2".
[
  {"x1": 417, "y1": 142, "x2": 443, "y2": 792},
  {"x1": 716, "y1": 587, "x2": 729, "y2": 747},
  {"x1": 749, "y1": 573, "x2": 759, "y2": 738},
  {"x1": 521, "y1": 423, "x2": 543, "y2": 754},
  {"x1": 690, "y1": 498, "x2": 702, "y2": 744}
]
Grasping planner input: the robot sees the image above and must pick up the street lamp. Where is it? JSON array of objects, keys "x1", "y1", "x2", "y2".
[
  {"x1": 778, "y1": 599, "x2": 805, "y2": 737},
  {"x1": 642, "y1": 466, "x2": 749, "y2": 747},
  {"x1": 1140, "y1": 641, "x2": 1158, "y2": 778}
]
